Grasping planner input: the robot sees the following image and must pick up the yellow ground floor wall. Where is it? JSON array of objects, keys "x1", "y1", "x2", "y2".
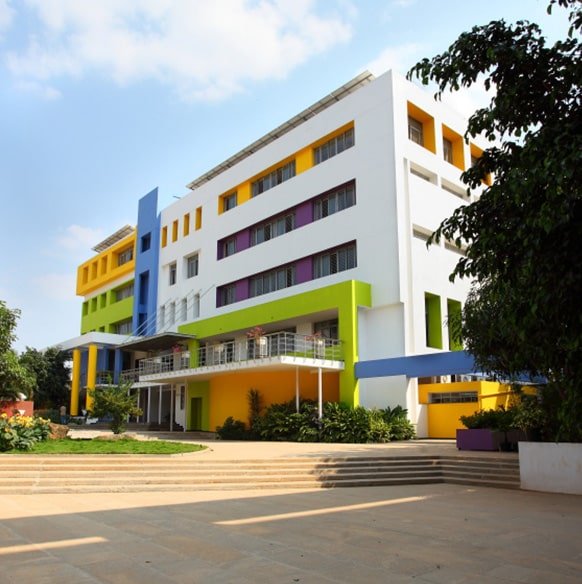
[
  {"x1": 419, "y1": 381, "x2": 529, "y2": 439},
  {"x1": 196, "y1": 369, "x2": 339, "y2": 431}
]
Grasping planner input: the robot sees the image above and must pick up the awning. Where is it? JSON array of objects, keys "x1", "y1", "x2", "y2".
[{"x1": 119, "y1": 332, "x2": 196, "y2": 353}]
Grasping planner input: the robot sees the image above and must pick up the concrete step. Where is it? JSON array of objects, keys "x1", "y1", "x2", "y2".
[{"x1": 0, "y1": 454, "x2": 521, "y2": 493}]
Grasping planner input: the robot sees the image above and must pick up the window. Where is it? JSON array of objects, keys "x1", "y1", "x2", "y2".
[
  {"x1": 313, "y1": 319, "x2": 338, "y2": 339},
  {"x1": 159, "y1": 306, "x2": 166, "y2": 328},
  {"x1": 408, "y1": 116, "x2": 424, "y2": 145},
  {"x1": 91, "y1": 298, "x2": 97, "y2": 312},
  {"x1": 429, "y1": 392, "x2": 478, "y2": 404},
  {"x1": 141, "y1": 233, "x2": 151, "y2": 252},
  {"x1": 118, "y1": 247, "x2": 133, "y2": 266},
  {"x1": 115, "y1": 283, "x2": 134, "y2": 301},
  {"x1": 223, "y1": 237, "x2": 237, "y2": 258},
  {"x1": 249, "y1": 266, "x2": 295, "y2": 298},
  {"x1": 193, "y1": 294, "x2": 200, "y2": 318},
  {"x1": 313, "y1": 127, "x2": 355, "y2": 165},
  {"x1": 168, "y1": 302, "x2": 176, "y2": 325},
  {"x1": 443, "y1": 137, "x2": 453, "y2": 163},
  {"x1": 220, "y1": 284, "x2": 236, "y2": 306},
  {"x1": 425, "y1": 293, "x2": 443, "y2": 349},
  {"x1": 115, "y1": 319, "x2": 133, "y2": 335},
  {"x1": 100, "y1": 293, "x2": 107, "y2": 308},
  {"x1": 172, "y1": 220, "x2": 178, "y2": 243},
  {"x1": 139, "y1": 272, "x2": 149, "y2": 304},
  {"x1": 223, "y1": 192, "x2": 237, "y2": 212},
  {"x1": 169, "y1": 263, "x2": 177, "y2": 286},
  {"x1": 447, "y1": 299, "x2": 463, "y2": 350},
  {"x1": 313, "y1": 243, "x2": 357, "y2": 279},
  {"x1": 183, "y1": 214, "x2": 190, "y2": 237},
  {"x1": 195, "y1": 206, "x2": 202, "y2": 230},
  {"x1": 250, "y1": 213, "x2": 295, "y2": 246},
  {"x1": 187, "y1": 254, "x2": 199, "y2": 278},
  {"x1": 313, "y1": 183, "x2": 356, "y2": 220},
  {"x1": 161, "y1": 226, "x2": 168, "y2": 248},
  {"x1": 82, "y1": 302, "x2": 88, "y2": 316},
  {"x1": 251, "y1": 160, "x2": 296, "y2": 197}
]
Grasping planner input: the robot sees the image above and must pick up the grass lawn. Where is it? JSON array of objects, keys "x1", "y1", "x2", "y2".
[{"x1": 6, "y1": 438, "x2": 206, "y2": 455}]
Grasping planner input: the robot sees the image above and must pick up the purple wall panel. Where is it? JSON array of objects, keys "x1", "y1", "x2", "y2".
[
  {"x1": 235, "y1": 279, "x2": 249, "y2": 301},
  {"x1": 295, "y1": 201, "x2": 313, "y2": 227},
  {"x1": 296, "y1": 257, "x2": 313, "y2": 284},
  {"x1": 236, "y1": 229, "x2": 251, "y2": 252}
]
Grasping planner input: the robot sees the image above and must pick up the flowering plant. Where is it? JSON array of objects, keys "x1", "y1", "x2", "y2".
[
  {"x1": 246, "y1": 326, "x2": 266, "y2": 340},
  {"x1": 0, "y1": 413, "x2": 51, "y2": 452},
  {"x1": 306, "y1": 331, "x2": 323, "y2": 342}
]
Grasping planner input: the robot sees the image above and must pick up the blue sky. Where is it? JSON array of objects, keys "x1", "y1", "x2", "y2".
[{"x1": 0, "y1": 0, "x2": 570, "y2": 352}]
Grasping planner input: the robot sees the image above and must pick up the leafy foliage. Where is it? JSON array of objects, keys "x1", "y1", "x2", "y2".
[
  {"x1": 218, "y1": 399, "x2": 416, "y2": 443},
  {"x1": 20, "y1": 347, "x2": 70, "y2": 409},
  {"x1": 89, "y1": 380, "x2": 142, "y2": 434},
  {"x1": 408, "y1": 0, "x2": 582, "y2": 441},
  {"x1": 0, "y1": 413, "x2": 51, "y2": 452}
]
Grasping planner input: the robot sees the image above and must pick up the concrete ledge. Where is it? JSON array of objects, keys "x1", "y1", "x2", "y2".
[{"x1": 519, "y1": 442, "x2": 582, "y2": 495}]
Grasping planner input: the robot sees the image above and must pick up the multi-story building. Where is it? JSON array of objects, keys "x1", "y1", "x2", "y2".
[{"x1": 58, "y1": 70, "x2": 493, "y2": 436}]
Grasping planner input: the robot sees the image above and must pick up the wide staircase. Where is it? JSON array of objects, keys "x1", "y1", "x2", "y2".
[{"x1": 0, "y1": 454, "x2": 520, "y2": 494}]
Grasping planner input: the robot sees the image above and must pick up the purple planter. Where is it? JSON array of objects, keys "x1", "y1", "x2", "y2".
[{"x1": 456, "y1": 429, "x2": 505, "y2": 451}]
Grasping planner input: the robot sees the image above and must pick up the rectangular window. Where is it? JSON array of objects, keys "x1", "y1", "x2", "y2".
[
  {"x1": 251, "y1": 160, "x2": 296, "y2": 197},
  {"x1": 249, "y1": 265, "x2": 296, "y2": 298},
  {"x1": 443, "y1": 137, "x2": 453, "y2": 163},
  {"x1": 447, "y1": 299, "x2": 463, "y2": 350},
  {"x1": 250, "y1": 212, "x2": 295, "y2": 246},
  {"x1": 168, "y1": 302, "x2": 175, "y2": 325},
  {"x1": 115, "y1": 318, "x2": 133, "y2": 335},
  {"x1": 101, "y1": 257, "x2": 108, "y2": 274},
  {"x1": 115, "y1": 282, "x2": 134, "y2": 302},
  {"x1": 425, "y1": 293, "x2": 443, "y2": 349},
  {"x1": 100, "y1": 293, "x2": 107, "y2": 308},
  {"x1": 82, "y1": 302, "x2": 88, "y2": 316},
  {"x1": 172, "y1": 220, "x2": 178, "y2": 243},
  {"x1": 313, "y1": 243, "x2": 357, "y2": 279},
  {"x1": 429, "y1": 392, "x2": 478, "y2": 404},
  {"x1": 183, "y1": 214, "x2": 190, "y2": 237},
  {"x1": 313, "y1": 127, "x2": 354, "y2": 165},
  {"x1": 159, "y1": 305, "x2": 166, "y2": 328},
  {"x1": 161, "y1": 226, "x2": 168, "y2": 248},
  {"x1": 223, "y1": 192, "x2": 237, "y2": 212},
  {"x1": 141, "y1": 233, "x2": 151, "y2": 252},
  {"x1": 181, "y1": 298, "x2": 187, "y2": 321},
  {"x1": 408, "y1": 116, "x2": 424, "y2": 145},
  {"x1": 117, "y1": 247, "x2": 133, "y2": 266},
  {"x1": 223, "y1": 237, "x2": 237, "y2": 258},
  {"x1": 193, "y1": 294, "x2": 200, "y2": 318},
  {"x1": 313, "y1": 183, "x2": 356, "y2": 221},
  {"x1": 169, "y1": 262, "x2": 177, "y2": 286},
  {"x1": 195, "y1": 207, "x2": 202, "y2": 230},
  {"x1": 313, "y1": 319, "x2": 339, "y2": 340},
  {"x1": 221, "y1": 284, "x2": 236, "y2": 306},
  {"x1": 187, "y1": 254, "x2": 199, "y2": 278}
]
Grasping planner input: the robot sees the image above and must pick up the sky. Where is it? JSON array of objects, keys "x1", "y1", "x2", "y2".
[{"x1": 0, "y1": 0, "x2": 571, "y2": 352}]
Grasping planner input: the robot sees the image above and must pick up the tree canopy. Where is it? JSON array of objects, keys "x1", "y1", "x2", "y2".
[
  {"x1": 0, "y1": 301, "x2": 35, "y2": 401},
  {"x1": 20, "y1": 347, "x2": 70, "y2": 409},
  {"x1": 408, "y1": 0, "x2": 581, "y2": 440}
]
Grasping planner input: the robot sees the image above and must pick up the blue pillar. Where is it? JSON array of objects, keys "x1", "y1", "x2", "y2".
[{"x1": 113, "y1": 349, "x2": 123, "y2": 384}]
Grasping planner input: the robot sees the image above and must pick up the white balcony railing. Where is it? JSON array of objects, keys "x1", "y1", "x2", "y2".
[{"x1": 136, "y1": 331, "x2": 343, "y2": 376}]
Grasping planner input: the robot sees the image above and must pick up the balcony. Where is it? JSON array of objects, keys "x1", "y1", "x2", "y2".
[{"x1": 136, "y1": 331, "x2": 344, "y2": 383}]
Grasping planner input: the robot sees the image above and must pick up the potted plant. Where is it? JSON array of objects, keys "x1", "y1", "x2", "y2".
[
  {"x1": 456, "y1": 407, "x2": 514, "y2": 451},
  {"x1": 247, "y1": 326, "x2": 267, "y2": 357},
  {"x1": 306, "y1": 331, "x2": 325, "y2": 358}
]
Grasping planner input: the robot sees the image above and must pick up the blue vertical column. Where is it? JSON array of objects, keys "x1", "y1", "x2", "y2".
[
  {"x1": 132, "y1": 188, "x2": 160, "y2": 336},
  {"x1": 113, "y1": 348, "x2": 123, "y2": 384}
]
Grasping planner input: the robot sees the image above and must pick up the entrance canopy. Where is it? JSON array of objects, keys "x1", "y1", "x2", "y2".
[{"x1": 119, "y1": 332, "x2": 196, "y2": 353}]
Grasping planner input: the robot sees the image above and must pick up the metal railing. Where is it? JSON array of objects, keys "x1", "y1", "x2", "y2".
[{"x1": 137, "y1": 332, "x2": 343, "y2": 376}]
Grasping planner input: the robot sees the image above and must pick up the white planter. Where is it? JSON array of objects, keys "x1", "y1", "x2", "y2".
[{"x1": 519, "y1": 442, "x2": 582, "y2": 495}]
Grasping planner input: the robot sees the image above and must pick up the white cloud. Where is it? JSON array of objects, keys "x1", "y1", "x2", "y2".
[
  {"x1": 14, "y1": 79, "x2": 62, "y2": 99},
  {"x1": 362, "y1": 43, "x2": 425, "y2": 77},
  {"x1": 0, "y1": 0, "x2": 13, "y2": 38},
  {"x1": 56, "y1": 224, "x2": 105, "y2": 252},
  {"x1": 34, "y1": 273, "x2": 77, "y2": 301},
  {"x1": 440, "y1": 78, "x2": 494, "y2": 120},
  {"x1": 6, "y1": 0, "x2": 353, "y2": 101}
]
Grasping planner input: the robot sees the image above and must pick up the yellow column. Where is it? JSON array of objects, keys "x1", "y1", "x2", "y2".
[
  {"x1": 86, "y1": 344, "x2": 98, "y2": 412},
  {"x1": 70, "y1": 349, "x2": 81, "y2": 416}
]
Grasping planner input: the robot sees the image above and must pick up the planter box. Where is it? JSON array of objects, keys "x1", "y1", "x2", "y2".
[
  {"x1": 456, "y1": 428, "x2": 505, "y2": 451},
  {"x1": 519, "y1": 442, "x2": 582, "y2": 495}
]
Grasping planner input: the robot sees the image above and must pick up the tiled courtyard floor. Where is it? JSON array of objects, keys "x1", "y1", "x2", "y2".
[{"x1": 1, "y1": 481, "x2": 580, "y2": 583}]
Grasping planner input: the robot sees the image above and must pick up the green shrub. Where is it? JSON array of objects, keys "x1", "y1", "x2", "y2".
[
  {"x1": 381, "y1": 406, "x2": 416, "y2": 440},
  {"x1": 0, "y1": 413, "x2": 51, "y2": 451},
  {"x1": 34, "y1": 409, "x2": 60, "y2": 424},
  {"x1": 459, "y1": 407, "x2": 514, "y2": 431},
  {"x1": 216, "y1": 417, "x2": 250, "y2": 440}
]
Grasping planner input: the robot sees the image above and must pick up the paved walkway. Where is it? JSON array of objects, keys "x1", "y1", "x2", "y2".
[
  {"x1": 2, "y1": 432, "x2": 578, "y2": 582},
  {"x1": 67, "y1": 429, "x2": 518, "y2": 461},
  {"x1": 1, "y1": 482, "x2": 580, "y2": 583}
]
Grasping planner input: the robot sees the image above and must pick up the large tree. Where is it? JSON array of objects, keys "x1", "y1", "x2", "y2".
[
  {"x1": 0, "y1": 301, "x2": 35, "y2": 401},
  {"x1": 408, "y1": 0, "x2": 581, "y2": 440},
  {"x1": 20, "y1": 347, "x2": 70, "y2": 409}
]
